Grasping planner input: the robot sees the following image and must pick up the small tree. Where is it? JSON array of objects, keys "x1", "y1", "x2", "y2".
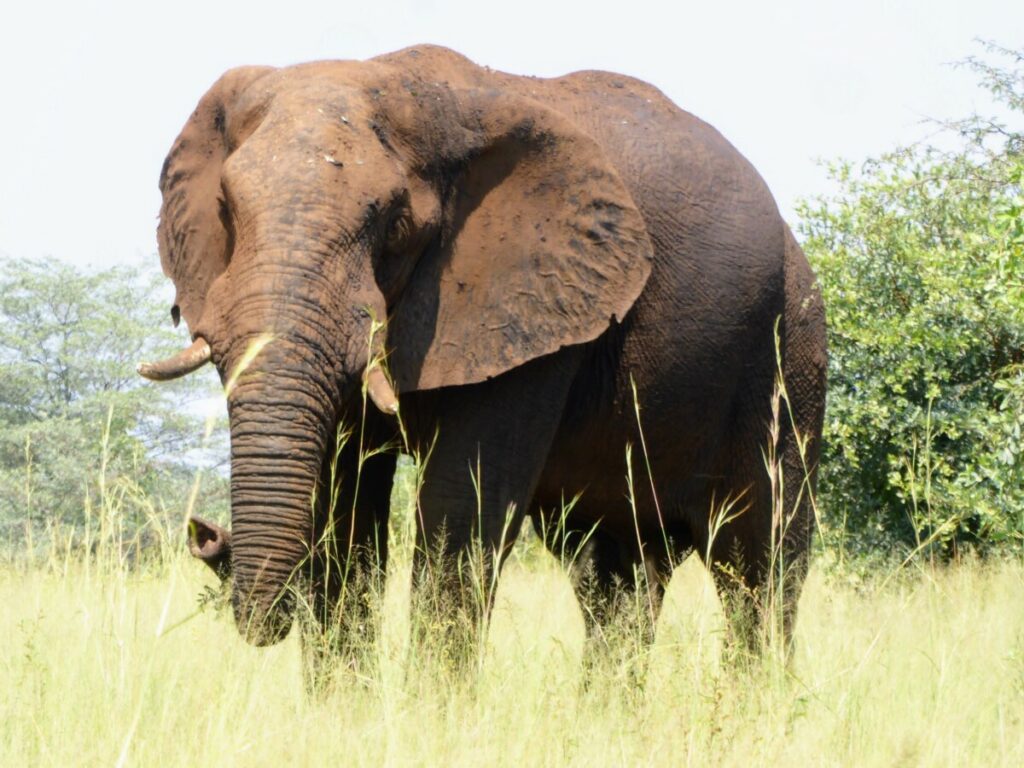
[{"x1": 798, "y1": 43, "x2": 1024, "y2": 556}]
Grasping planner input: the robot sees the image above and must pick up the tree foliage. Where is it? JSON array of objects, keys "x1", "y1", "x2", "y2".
[
  {"x1": 799, "y1": 43, "x2": 1024, "y2": 555},
  {"x1": 0, "y1": 257, "x2": 227, "y2": 550}
]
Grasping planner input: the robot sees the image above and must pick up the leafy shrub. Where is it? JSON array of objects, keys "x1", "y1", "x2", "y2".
[{"x1": 799, "y1": 43, "x2": 1024, "y2": 556}]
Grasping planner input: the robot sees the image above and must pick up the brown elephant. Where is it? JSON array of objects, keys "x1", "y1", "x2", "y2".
[{"x1": 142, "y1": 45, "x2": 826, "y2": 652}]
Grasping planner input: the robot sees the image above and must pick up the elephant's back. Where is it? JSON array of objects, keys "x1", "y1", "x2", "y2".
[
  {"x1": 534, "y1": 70, "x2": 787, "y2": 392},
  {"x1": 524, "y1": 69, "x2": 786, "y2": 289}
]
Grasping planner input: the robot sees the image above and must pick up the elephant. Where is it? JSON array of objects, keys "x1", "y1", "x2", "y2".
[{"x1": 140, "y1": 45, "x2": 826, "y2": 655}]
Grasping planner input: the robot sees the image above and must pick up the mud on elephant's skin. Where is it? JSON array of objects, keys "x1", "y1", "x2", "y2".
[{"x1": 142, "y1": 45, "x2": 826, "y2": 651}]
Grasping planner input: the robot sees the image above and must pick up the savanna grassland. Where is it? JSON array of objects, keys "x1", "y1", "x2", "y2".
[{"x1": 2, "y1": 477, "x2": 1022, "y2": 768}]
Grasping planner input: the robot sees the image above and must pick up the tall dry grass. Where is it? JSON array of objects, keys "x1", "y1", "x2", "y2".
[{"x1": 1, "y1": 464, "x2": 1022, "y2": 767}]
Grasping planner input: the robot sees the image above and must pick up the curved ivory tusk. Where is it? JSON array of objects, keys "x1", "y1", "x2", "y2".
[
  {"x1": 365, "y1": 364, "x2": 399, "y2": 415},
  {"x1": 137, "y1": 338, "x2": 212, "y2": 381}
]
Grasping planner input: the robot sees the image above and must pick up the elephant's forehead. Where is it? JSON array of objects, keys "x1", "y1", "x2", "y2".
[
  {"x1": 225, "y1": 82, "x2": 393, "y2": 168},
  {"x1": 244, "y1": 60, "x2": 395, "y2": 113},
  {"x1": 221, "y1": 116, "x2": 404, "y2": 232},
  {"x1": 231, "y1": 79, "x2": 363, "y2": 141},
  {"x1": 226, "y1": 112, "x2": 400, "y2": 187}
]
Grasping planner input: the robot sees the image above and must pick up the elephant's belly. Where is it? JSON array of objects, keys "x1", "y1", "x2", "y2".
[
  {"x1": 534, "y1": 379, "x2": 738, "y2": 535},
  {"x1": 534, "y1": 304, "x2": 776, "y2": 535}
]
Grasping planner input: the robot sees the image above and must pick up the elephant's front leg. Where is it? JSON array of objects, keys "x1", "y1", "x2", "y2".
[
  {"x1": 302, "y1": 446, "x2": 396, "y2": 685},
  {"x1": 406, "y1": 350, "x2": 583, "y2": 670}
]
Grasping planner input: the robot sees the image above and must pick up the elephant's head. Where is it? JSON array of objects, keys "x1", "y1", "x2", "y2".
[{"x1": 142, "y1": 49, "x2": 652, "y2": 645}]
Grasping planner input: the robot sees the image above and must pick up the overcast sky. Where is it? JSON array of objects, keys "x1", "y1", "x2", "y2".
[{"x1": 0, "y1": 0, "x2": 1019, "y2": 269}]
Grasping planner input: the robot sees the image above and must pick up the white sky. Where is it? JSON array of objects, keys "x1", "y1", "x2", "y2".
[{"x1": 0, "y1": 0, "x2": 1020, "y2": 268}]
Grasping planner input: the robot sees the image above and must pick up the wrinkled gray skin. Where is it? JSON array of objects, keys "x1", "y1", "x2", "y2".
[{"x1": 150, "y1": 46, "x2": 826, "y2": 651}]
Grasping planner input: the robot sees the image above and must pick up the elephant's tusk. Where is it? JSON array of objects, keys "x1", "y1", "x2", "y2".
[
  {"x1": 137, "y1": 338, "x2": 212, "y2": 381},
  {"x1": 364, "y1": 364, "x2": 399, "y2": 415}
]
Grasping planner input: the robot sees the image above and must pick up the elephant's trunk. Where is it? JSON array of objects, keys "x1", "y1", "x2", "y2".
[
  {"x1": 212, "y1": 231, "x2": 391, "y2": 644},
  {"x1": 226, "y1": 349, "x2": 335, "y2": 644}
]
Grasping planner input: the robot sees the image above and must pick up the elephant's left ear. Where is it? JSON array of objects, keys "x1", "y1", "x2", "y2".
[{"x1": 387, "y1": 89, "x2": 653, "y2": 391}]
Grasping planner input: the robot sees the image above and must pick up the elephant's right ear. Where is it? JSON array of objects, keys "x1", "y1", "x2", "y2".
[
  {"x1": 157, "y1": 66, "x2": 274, "y2": 332},
  {"x1": 386, "y1": 88, "x2": 653, "y2": 392}
]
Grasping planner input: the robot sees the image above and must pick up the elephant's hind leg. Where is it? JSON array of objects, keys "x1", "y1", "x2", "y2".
[
  {"x1": 698, "y1": 237, "x2": 826, "y2": 660},
  {"x1": 703, "y1": 421, "x2": 818, "y2": 661}
]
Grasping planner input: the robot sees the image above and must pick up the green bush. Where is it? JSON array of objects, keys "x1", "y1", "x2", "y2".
[{"x1": 798, "y1": 43, "x2": 1024, "y2": 556}]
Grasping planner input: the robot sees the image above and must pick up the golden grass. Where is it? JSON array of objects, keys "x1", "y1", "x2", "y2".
[{"x1": 1, "y1": 530, "x2": 1022, "y2": 767}]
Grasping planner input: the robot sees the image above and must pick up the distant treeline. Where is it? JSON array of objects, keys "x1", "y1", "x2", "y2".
[{"x1": 0, "y1": 258, "x2": 229, "y2": 555}]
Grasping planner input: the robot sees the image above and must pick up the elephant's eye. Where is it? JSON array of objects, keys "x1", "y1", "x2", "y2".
[{"x1": 384, "y1": 210, "x2": 412, "y2": 252}]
